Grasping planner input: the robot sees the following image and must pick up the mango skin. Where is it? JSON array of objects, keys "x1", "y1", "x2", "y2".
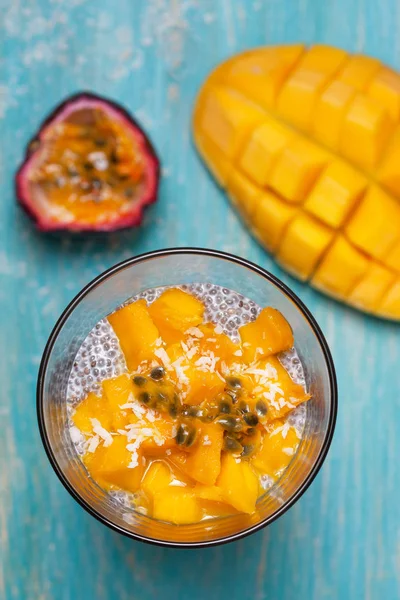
[{"x1": 193, "y1": 44, "x2": 400, "y2": 321}]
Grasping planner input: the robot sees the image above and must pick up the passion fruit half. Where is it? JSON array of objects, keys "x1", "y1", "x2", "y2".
[{"x1": 16, "y1": 92, "x2": 160, "y2": 232}]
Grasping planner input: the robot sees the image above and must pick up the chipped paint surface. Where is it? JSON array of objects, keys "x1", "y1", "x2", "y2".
[{"x1": 0, "y1": 1, "x2": 400, "y2": 599}]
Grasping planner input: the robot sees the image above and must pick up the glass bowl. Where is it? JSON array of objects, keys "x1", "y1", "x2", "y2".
[{"x1": 37, "y1": 248, "x2": 337, "y2": 547}]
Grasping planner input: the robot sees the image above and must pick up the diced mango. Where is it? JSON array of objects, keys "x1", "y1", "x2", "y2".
[
  {"x1": 193, "y1": 129, "x2": 232, "y2": 187},
  {"x1": 184, "y1": 423, "x2": 223, "y2": 485},
  {"x1": 217, "y1": 454, "x2": 259, "y2": 514},
  {"x1": 152, "y1": 487, "x2": 201, "y2": 524},
  {"x1": 346, "y1": 187, "x2": 400, "y2": 260},
  {"x1": 252, "y1": 421, "x2": 299, "y2": 477},
  {"x1": 378, "y1": 279, "x2": 400, "y2": 319},
  {"x1": 86, "y1": 435, "x2": 145, "y2": 494},
  {"x1": 227, "y1": 170, "x2": 261, "y2": 219},
  {"x1": 304, "y1": 161, "x2": 367, "y2": 228},
  {"x1": 368, "y1": 67, "x2": 400, "y2": 121},
  {"x1": 313, "y1": 81, "x2": 357, "y2": 149},
  {"x1": 377, "y1": 128, "x2": 400, "y2": 198},
  {"x1": 338, "y1": 54, "x2": 381, "y2": 90},
  {"x1": 239, "y1": 307, "x2": 294, "y2": 363},
  {"x1": 148, "y1": 289, "x2": 204, "y2": 344},
  {"x1": 141, "y1": 461, "x2": 172, "y2": 499},
  {"x1": 239, "y1": 120, "x2": 293, "y2": 186},
  {"x1": 102, "y1": 374, "x2": 135, "y2": 430},
  {"x1": 348, "y1": 263, "x2": 397, "y2": 312},
  {"x1": 194, "y1": 484, "x2": 224, "y2": 503},
  {"x1": 108, "y1": 299, "x2": 159, "y2": 371},
  {"x1": 197, "y1": 499, "x2": 240, "y2": 518},
  {"x1": 184, "y1": 367, "x2": 225, "y2": 405},
  {"x1": 72, "y1": 391, "x2": 110, "y2": 434},
  {"x1": 312, "y1": 236, "x2": 370, "y2": 298},
  {"x1": 340, "y1": 95, "x2": 393, "y2": 169},
  {"x1": 198, "y1": 86, "x2": 266, "y2": 159},
  {"x1": 277, "y1": 214, "x2": 334, "y2": 280},
  {"x1": 254, "y1": 356, "x2": 310, "y2": 420},
  {"x1": 384, "y1": 240, "x2": 400, "y2": 273},
  {"x1": 269, "y1": 138, "x2": 330, "y2": 204},
  {"x1": 251, "y1": 191, "x2": 297, "y2": 253},
  {"x1": 197, "y1": 323, "x2": 240, "y2": 365},
  {"x1": 277, "y1": 45, "x2": 347, "y2": 131},
  {"x1": 222, "y1": 45, "x2": 305, "y2": 108}
]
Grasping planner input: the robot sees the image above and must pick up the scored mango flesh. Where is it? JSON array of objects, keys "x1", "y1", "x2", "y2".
[
  {"x1": 72, "y1": 288, "x2": 309, "y2": 524},
  {"x1": 193, "y1": 44, "x2": 400, "y2": 320}
]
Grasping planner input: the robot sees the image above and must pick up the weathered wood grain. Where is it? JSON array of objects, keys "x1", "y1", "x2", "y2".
[{"x1": 0, "y1": 1, "x2": 399, "y2": 598}]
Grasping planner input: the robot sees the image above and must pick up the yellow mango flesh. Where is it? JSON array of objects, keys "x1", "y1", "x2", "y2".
[
  {"x1": 193, "y1": 44, "x2": 400, "y2": 320},
  {"x1": 152, "y1": 488, "x2": 201, "y2": 524},
  {"x1": 108, "y1": 299, "x2": 159, "y2": 370},
  {"x1": 239, "y1": 307, "x2": 294, "y2": 363},
  {"x1": 252, "y1": 421, "x2": 299, "y2": 477},
  {"x1": 72, "y1": 392, "x2": 110, "y2": 434},
  {"x1": 148, "y1": 288, "x2": 205, "y2": 344},
  {"x1": 217, "y1": 453, "x2": 259, "y2": 514},
  {"x1": 184, "y1": 423, "x2": 224, "y2": 486},
  {"x1": 102, "y1": 374, "x2": 135, "y2": 430},
  {"x1": 85, "y1": 436, "x2": 145, "y2": 494},
  {"x1": 141, "y1": 461, "x2": 172, "y2": 499}
]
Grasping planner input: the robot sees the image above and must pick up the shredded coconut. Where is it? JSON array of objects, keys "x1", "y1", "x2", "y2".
[
  {"x1": 90, "y1": 418, "x2": 113, "y2": 447},
  {"x1": 234, "y1": 349, "x2": 243, "y2": 356},
  {"x1": 154, "y1": 347, "x2": 172, "y2": 370},
  {"x1": 282, "y1": 447, "x2": 294, "y2": 456},
  {"x1": 214, "y1": 324, "x2": 223, "y2": 334},
  {"x1": 87, "y1": 434, "x2": 100, "y2": 453},
  {"x1": 185, "y1": 327, "x2": 203, "y2": 338},
  {"x1": 203, "y1": 435, "x2": 211, "y2": 446}
]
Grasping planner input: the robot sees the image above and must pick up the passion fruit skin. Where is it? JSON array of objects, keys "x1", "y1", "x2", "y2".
[{"x1": 15, "y1": 91, "x2": 160, "y2": 233}]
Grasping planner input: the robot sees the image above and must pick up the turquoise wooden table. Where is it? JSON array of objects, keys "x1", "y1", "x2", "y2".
[{"x1": 1, "y1": 1, "x2": 399, "y2": 598}]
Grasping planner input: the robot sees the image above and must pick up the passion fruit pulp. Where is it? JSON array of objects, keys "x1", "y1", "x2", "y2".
[{"x1": 16, "y1": 92, "x2": 160, "y2": 232}]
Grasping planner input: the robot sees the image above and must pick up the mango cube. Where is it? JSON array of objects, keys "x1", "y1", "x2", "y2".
[
  {"x1": 185, "y1": 368, "x2": 225, "y2": 406},
  {"x1": 269, "y1": 138, "x2": 330, "y2": 204},
  {"x1": 252, "y1": 421, "x2": 299, "y2": 477},
  {"x1": 223, "y1": 45, "x2": 305, "y2": 108},
  {"x1": 239, "y1": 307, "x2": 294, "y2": 363},
  {"x1": 86, "y1": 435, "x2": 144, "y2": 494},
  {"x1": 72, "y1": 392, "x2": 110, "y2": 434},
  {"x1": 193, "y1": 128, "x2": 231, "y2": 187},
  {"x1": 108, "y1": 299, "x2": 159, "y2": 370},
  {"x1": 217, "y1": 453, "x2": 259, "y2": 514},
  {"x1": 368, "y1": 67, "x2": 400, "y2": 121},
  {"x1": 384, "y1": 240, "x2": 400, "y2": 273},
  {"x1": 312, "y1": 236, "x2": 370, "y2": 298},
  {"x1": 346, "y1": 187, "x2": 400, "y2": 260},
  {"x1": 152, "y1": 488, "x2": 201, "y2": 524},
  {"x1": 348, "y1": 264, "x2": 396, "y2": 312},
  {"x1": 141, "y1": 461, "x2": 172, "y2": 499},
  {"x1": 378, "y1": 279, "x2": 400, "y2": 319},
  {"x1": 252, "y1": 191, "x2": 297, "y2": 252},
  {"x1": 277, "y1": 214, "x2": 334, "y2": 280},
  {"x1": 304, "y1": 161, "x2": 367, "y2": 228},
  {"x1": 239, "y1": 119, "x2": 293, "y2": 186},
  {"x1": 185, "y1": 423, "x2": 223, "y2": 485},
  {"x1": 194, "y1": 484, "x2": 224, "y2": 503},
  {"x1": 338, "y1": 54, "x2": 381, "y2": 90},
  {"x1": 227, "y1": 170, "x2": 261, "y2": 219},
  {"x1": 313, "y1": 81, "x2": 357, "y2": 149},
  {"x1": 377, "y1": 128, "x2": 400, "y2": 198},
  {"x1": 277, "y1": 45, "x2": 347, "y2": 131},
  {"x1": 102, "y1": 374, "x2": 135, "y2": 430},
  {"x1": 199, "y1": 86, "x2": 266, "y2": 159},
  {"x1": 148, "y1": 289, "x2": 204, "y2": 344},
  {"x1": 340, "y1": 95, "x2": 393, "y2": 169}
]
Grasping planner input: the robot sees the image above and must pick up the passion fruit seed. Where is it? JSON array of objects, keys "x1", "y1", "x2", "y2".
[
  {"x1": 150, "y1": 366, "x2": 165, "y2": 381},
  {"x1": 224, "y1": 435, "x2": 243, "y2": 453},
  {"x1": 218, "y1": 400, "x2": 232, "y2": 414},
  {"x1": 133, "y1": 375, "x2": 147, "y2": 387},
  {"x1": 226, "y1": 377, "x2": 242, "y2": 389},
  {"x1": 243, "y1": 413, "x2": 259, "y2": 426},
  {"x1": 246, "y1": 427, "x2": 256, "y2": 437},
  {"x1": 181, "y1": 404, "x2": 201, "y2": 418},
  {"x1": 168, "y1": 395, "x2": 179, "y2": 418},
  {"x1": 256, "y1": 400, "x2": 268, "y2": 416},
  {"x1": 138, "y1": 391, "x2": 150, "y2": 404},
  {"x1": 176, "y1": 423, "x2": 197, "y2": 447},
  {"x1": 237, "y1": 400, "x2": 250, "y2": 413},
  {"x1": 241, "y1": 443, "x2": 255, "y2": 457},
  {"x1": 217, "y1": 415, "x2": 243, "y2": 432}
]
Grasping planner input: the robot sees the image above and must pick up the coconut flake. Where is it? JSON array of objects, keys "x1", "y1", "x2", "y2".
[
  {"x1": 185, "y1": 327, "x2": 203, "y2": 338},
  {"x1": 90, "y1": 418, "x2": 113, "y2": 447},
  {"x1": 214, "y1": 324, "x2": 223, "y2": 334},
  {"x1": 282, "y1": 447, "x2": 294, "y2": 456},
  {"x1": 203, "y1": 435, "x2": 211, "y2": 446},
  {"x1": 233, "y1": 349, "x2": 243, "y2": 357},
  {"x1": 154, "y1": 348, "x2": 172, "y2": 370},
  {"x1": 87, "y1": 434, "x2": 100, "y2": 453}
]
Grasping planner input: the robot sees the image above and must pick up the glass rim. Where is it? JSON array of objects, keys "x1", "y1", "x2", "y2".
[{"x1": 37, "y1": 247, "x2": 338, "y2": 548}]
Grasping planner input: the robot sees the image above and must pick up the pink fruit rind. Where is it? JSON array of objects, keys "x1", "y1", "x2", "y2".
[{"x1": 15, "y1": 92, "x2": 160, "y2": 232}]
